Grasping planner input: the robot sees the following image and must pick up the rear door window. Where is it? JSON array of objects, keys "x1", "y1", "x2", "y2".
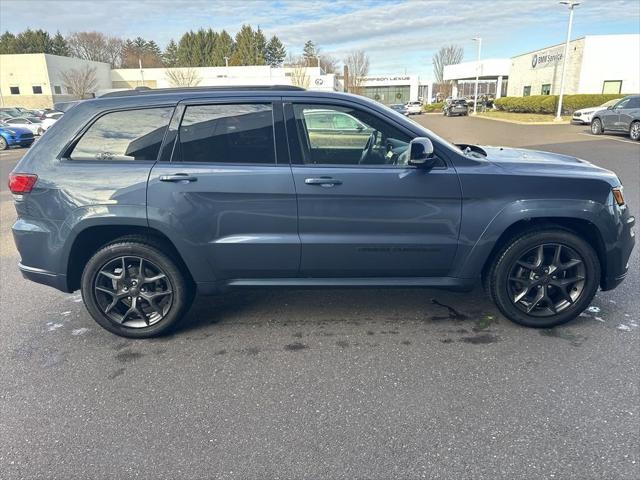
[
  {"x1": 177, "y1": 104, "x2": 275, "y2": 164},
  {"x1": 70, "y1": 107, "x2": 173, "y2": 161}
]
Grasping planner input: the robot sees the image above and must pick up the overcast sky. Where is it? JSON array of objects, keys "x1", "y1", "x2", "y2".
[{"x1": 1, "y1": 0, "x2": 639, "y2": 78}]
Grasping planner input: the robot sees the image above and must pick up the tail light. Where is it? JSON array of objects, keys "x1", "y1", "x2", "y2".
[{"x1": 8, "y1": 173, "x2": 38, "y2": 194}]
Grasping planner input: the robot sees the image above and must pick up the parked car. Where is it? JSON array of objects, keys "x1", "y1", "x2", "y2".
[
  {"x1": 0, "y1": 122, "x2": 35, "y2": 150},
  {"x1": 443, "y1": 99, "x2": 469, "y2": 116},
  {"x1": 591, "y1": 95, "x2": 640, "y2": 140},
  {"x1": 0, "y1": 107, "x2": 22, "y2": 118},
  {"x1": 14, "y1": 107, "x2": 38, "y2": 116},
  {"x1": 405, "y1": 101, "x2": 423, "y2": 115},
  {"x1": 41, "y1": 112, "x2": 63, "y2": 131},
  {"x1": 572, "y1": 99, "x2": 620, "y2": 124},
  {"x1": 3, "y1": 116, "x2": 44, "y2": 136},
  {"x1": 389, "y1": 103, "x2": 409, "y2": 116},
  {"x1": 9, "y1": 86, "x2": 635, "y2": 338}
]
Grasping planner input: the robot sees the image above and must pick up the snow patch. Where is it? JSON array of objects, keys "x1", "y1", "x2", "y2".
[
  {"x1": 60, "y1": 311, "x2": 71, "y2": 316},
  {"x1": 47, "y1": 323, "x2": 63, "y2": 332},
  {"x1": 587, "y1": 306, "x2": 601, "y2": 314},
  {"x1": 616, "y1": 324, "x2": 632, "y2": 332},
  {"x1": 594, "y1": 316, "x2": 605, "y2": 323},
  {"x1": 71, "y1": 328, "x2": 90, "y2": 336}
]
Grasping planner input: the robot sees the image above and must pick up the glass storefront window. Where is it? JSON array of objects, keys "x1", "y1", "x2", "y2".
[{"x1": 361, "y1": 86, "x2": 410, "y2": 105}]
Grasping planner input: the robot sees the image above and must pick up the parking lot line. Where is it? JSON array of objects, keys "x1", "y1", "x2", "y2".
[{"x1": 577, "y1": 132, "x2": 639, "y2": 145}]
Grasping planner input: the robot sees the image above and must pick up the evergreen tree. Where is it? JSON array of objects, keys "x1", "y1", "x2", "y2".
[
  {"x1": 14, "y1": 29, "x2": 51, "y2": 53},
  {"x1": 163, "y1": 39, "x2": 179, "y2": 67},
  {"x1": 50, "y1": 31, "x2": 69, "y2": 56},
  {"x1": 264, "y1": 35, "x2": 286, "y2": 67},
  {"x1": 302, "y1": 40, "x2": 317, "y2": 66},
  {"x1": 229, "y1": 25, "x2": 264, "y2": 66},
  {"x1": 213, "y1": 30, "x2": 234, "y2": 66},
  {"x1": 254, "y1": 27, "x2": 267, "y2": 63},
  {"x1": 0, "y1": 31, "x2": 16, "y2": 54},
  {"x1": 177, "y1": 31, "x2": 199, "y2": 67}
]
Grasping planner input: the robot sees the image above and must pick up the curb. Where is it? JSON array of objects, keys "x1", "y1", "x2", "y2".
[{"x1": 470, "y1": 115, "x2": 571, "y2": 125}]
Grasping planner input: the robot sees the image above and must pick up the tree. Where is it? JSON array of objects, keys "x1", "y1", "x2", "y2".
[
  {"x1": 286, "y1": 54, "x2": 310, "y2": 89},
  {"x1": 67, "y1": 31, "x2": 123, "y2": 67},
  {"x1": 50, "y1": 31, "x2": 69, "y2": 56},
  {"x1": 229, "y1": 25, "x2": 265, "y2": 66},
  {"x1": 0, "y1": 31, "x2": 16, "y2": 54},
  {"x1": 60, "y1": 65, "x2": 98, "y2": 99},
  {"x1": 264, "y1": 35, "x2": 286, "y2": 67},
  {"x1": 343, "y1": 50, "x2": 369, "y2": 94},
  {"x1": 163, "y1": 40, "x2": 179, "y2": 67},
  {"x1": 121, "y1": 37, "x2": 163, "y2": 68},
  {"x1": 319, "y1": 54, "x2": 338, "y2": 74},
  {"x1": 213, "y1": 30, "x2": 234, "y2": 66},
  {"x1": 165, "y1": 68, "x2": 201, "y2": 87},
  {"x1": 432, "y1": 44, "x2": 464, "y2": 95},
  {"x1": 302, "y1": 40, "x2": 317, "y2": 66}
]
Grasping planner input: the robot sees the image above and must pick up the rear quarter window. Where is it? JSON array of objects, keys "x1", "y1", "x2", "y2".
[{"x1": 69, "y1": 107, "x2": 173, "y2": 161}]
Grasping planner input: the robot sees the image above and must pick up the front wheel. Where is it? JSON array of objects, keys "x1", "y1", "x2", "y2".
[
  {"x1": 81, "y1": 238, "x2": 192, "y2": 338},
  {"x1": 0, "y1": 137, "x2": 7, "y2": 150},
  {"x1": 488, "y1": 229, "x2": 600, "y2": 328},
  {"x1": 630, "y1": 121, "x2": 640, "y2": 141},
  {"x1": 591, "y1": 118, "x2": 603, "y2": 135}
]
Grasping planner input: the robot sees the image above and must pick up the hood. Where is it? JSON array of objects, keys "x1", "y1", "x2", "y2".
[
  {"x1": 478, "y1": 145, "x2": 619, "y2": 184},
  {"x1": 0, "y1": 125, "x2": 32, "y2": 135},
  {"x1": 574, "y1": 106, "x2": 599, "y2": 115}
]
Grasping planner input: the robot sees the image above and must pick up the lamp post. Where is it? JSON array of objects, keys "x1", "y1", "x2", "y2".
[
  {"x1": 223, "y1": 56, "x2": 229, "y2": 67},
  {"x1": 472, "y1": 37, "x2": 482, "y2": 114},
  {"x1": 555, "y1": 1, "x2": 580, "y2": 121}
]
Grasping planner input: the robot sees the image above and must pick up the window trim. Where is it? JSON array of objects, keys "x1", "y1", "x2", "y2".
[
  {"x1": 283, "y1": 99, "x2": 444, "y2": 170},
  {"x1": 169, "y1": 99, "x2": 282, "y2": 166},
  {"x1": 58, "y1": 104, "x2": 176, "y2": 164}
]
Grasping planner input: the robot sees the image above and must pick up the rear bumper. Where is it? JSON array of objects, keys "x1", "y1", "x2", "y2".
[{"x1": 18, "y1": 263, "x2": 70, "y2": 292}]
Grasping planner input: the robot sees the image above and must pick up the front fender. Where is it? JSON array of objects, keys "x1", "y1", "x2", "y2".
[{"x1": 451, "y1": 199, "x2": 615, "y2": 279}]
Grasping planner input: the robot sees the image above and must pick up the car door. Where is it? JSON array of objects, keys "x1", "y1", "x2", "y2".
[
  {"x1": 604, "y1": 97, "x2": 629, "y2": 130},
  {"x1": 147, "y1": 98, "x2": 299, "y2": 281},
  {"x1": 284, "y1": 99, "x2": 462, "y2": 278},
  {"x1": 618, "y1": 97, "x2": 639, "y2": 131}
]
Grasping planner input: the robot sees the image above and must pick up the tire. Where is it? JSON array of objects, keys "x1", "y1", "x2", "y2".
[
  {"x1": 0, "y1": 137, "x2": 7, "y2": 150},
  {"x1": 81, "y1": 237, "x2": 192, "y2": 338},
  {"x1": 591, "y1": 118, "x2": 603, "y2": 135},
  {"x1": 488, "y1": 229, "x2": 600, "y2": 328},
  {"x1": 630, "y1": 121, "x2": 640, "y2": 141}
]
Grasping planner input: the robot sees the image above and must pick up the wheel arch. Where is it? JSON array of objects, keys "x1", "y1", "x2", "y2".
[{"x1": 65, "y1": 224, "x2": 196, "y2": 292}]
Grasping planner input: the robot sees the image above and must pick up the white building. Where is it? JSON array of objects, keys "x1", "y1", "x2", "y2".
[
  {"x1": 111, "y1": 65, "x2": 340, "y2": 93},
  {"x1": 0, "y1": 53, "x2": 111, "y2": 108},
  {"x1": 444, "y1": 58, "x2": 511, "y2": 99},
  {"x1": 508, "y1": 34, "x2": 640, "y2": 97},
  {"x1": 359, "y1": 75, "x2": 431, "y2": 104}
]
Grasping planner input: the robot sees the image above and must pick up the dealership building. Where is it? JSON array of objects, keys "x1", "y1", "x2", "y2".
[{"x1": 444, "y1": 34, "x2": 639, "y2": 98}]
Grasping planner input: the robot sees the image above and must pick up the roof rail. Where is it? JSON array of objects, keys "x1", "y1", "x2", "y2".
[{"x1": 99, "y1": 85, "x2": 306, "y2": 98}]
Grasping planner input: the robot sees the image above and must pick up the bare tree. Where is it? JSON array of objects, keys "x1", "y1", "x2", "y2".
[
  {"x1": 60, "y1": 65, "x2": 98, "y2": 99},
  {"x1": 165, "y1": 68, "x2": 202, "y2": 87},
  {"x1": 432, "y1": 44, "x2": 464, "y2": 96},
  {"x1": 343, "y1": 50, "x2": 369, "y2": 95},
  {"x1": 319, "y1": 54, "x2": 339, "y2": 74},
  {"x1": 67, "y1": 31, "x2": 123, "y2": 67},
  {"x1": 286, "y1": 54, "x2": 310, "y2": 89}
]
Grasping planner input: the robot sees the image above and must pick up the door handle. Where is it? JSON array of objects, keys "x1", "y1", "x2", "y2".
[
  {"x1": 305, "y1": 177, "x2": 342, "y2": 187},
  {"x1": 159, "y1": 174, "x2": 198, "y2": 183}
]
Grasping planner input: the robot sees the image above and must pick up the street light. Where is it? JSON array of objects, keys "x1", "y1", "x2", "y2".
[
  {"x1": 472, "y1": 37, "x2": 482, "y2": 114},
  {"x1": 223, "y1": 56, "x2": 229, "y2": 67},
  {"x1": 555, "y1": 1, "x2": 580, "y2": 121}
]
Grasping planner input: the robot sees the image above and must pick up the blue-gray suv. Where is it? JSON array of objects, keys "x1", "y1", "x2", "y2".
[{"x1": 9, "y1": 86, "x2": 635, "y2": 338}]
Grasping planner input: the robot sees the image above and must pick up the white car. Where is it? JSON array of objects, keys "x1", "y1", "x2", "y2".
[
  {"x1": 41, "y1": 112, "x2": 63, "y2": 131},
  {"x1": 3, "y1": 116, "x2": 45, "y2": 135},
  {"x1": 405, "y1": 101, "x2": 423, "y2": 115},
  {"x1": 572, "y1": 99, "x2": 619, "y2": 124}
]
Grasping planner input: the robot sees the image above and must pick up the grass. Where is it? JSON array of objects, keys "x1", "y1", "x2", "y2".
[{"x1": 476, "y1": 110, "x2": 571, "y2": 123}]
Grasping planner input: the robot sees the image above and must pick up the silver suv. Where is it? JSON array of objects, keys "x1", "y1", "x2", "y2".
[{"x1": 590, "y1": 94, "x2": 640, "y2": 141}]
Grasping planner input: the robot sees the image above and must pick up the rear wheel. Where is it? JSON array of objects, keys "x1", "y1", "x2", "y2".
[
  {"x1": 488, "y1": 229, "x2": 600, "y2": 328},
  {"x1": 81, "y1": 238, "x2": 192, "y2": 338},
  {"x1": 591, "y1": 118, "x2": 603, "y2": 135},
  {"x1": 630, "y1": 121, "x2": 640, "y2": 141},
  {"x1": 0, "y1": 137, "x2": 7, "y2": 150}
]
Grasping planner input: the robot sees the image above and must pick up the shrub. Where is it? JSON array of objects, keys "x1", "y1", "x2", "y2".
[
  {"x1": 494, "y1": 94, "x2": 625, "y2": 114},
  {"x1": 422, "y1": 102, "x2": 444, "y2": 112}
]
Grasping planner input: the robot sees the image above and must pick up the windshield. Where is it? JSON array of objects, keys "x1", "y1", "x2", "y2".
[
  {"x1": 27, "y1": 117, "x2": 42, "y2": 123},
  {"x1": 601, "y1": 99, "x2": 619, "y2": 108}
]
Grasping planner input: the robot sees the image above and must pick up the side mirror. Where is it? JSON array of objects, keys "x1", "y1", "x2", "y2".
[
  {"x1": 408, "y1": 137, "x2": 435, "y2": 167},
  {"x1": 607, "y1": 105, "x2": 614, "y2": 110}
]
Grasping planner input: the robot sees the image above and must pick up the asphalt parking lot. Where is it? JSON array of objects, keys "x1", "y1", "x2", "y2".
[{"x1": 1, "y1": 118, "x2": 638, "y2": 480}]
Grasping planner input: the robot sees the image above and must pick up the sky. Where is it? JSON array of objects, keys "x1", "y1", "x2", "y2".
[{"x1": 1, "y1": 0, "x2": 639, "y2": 79}]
